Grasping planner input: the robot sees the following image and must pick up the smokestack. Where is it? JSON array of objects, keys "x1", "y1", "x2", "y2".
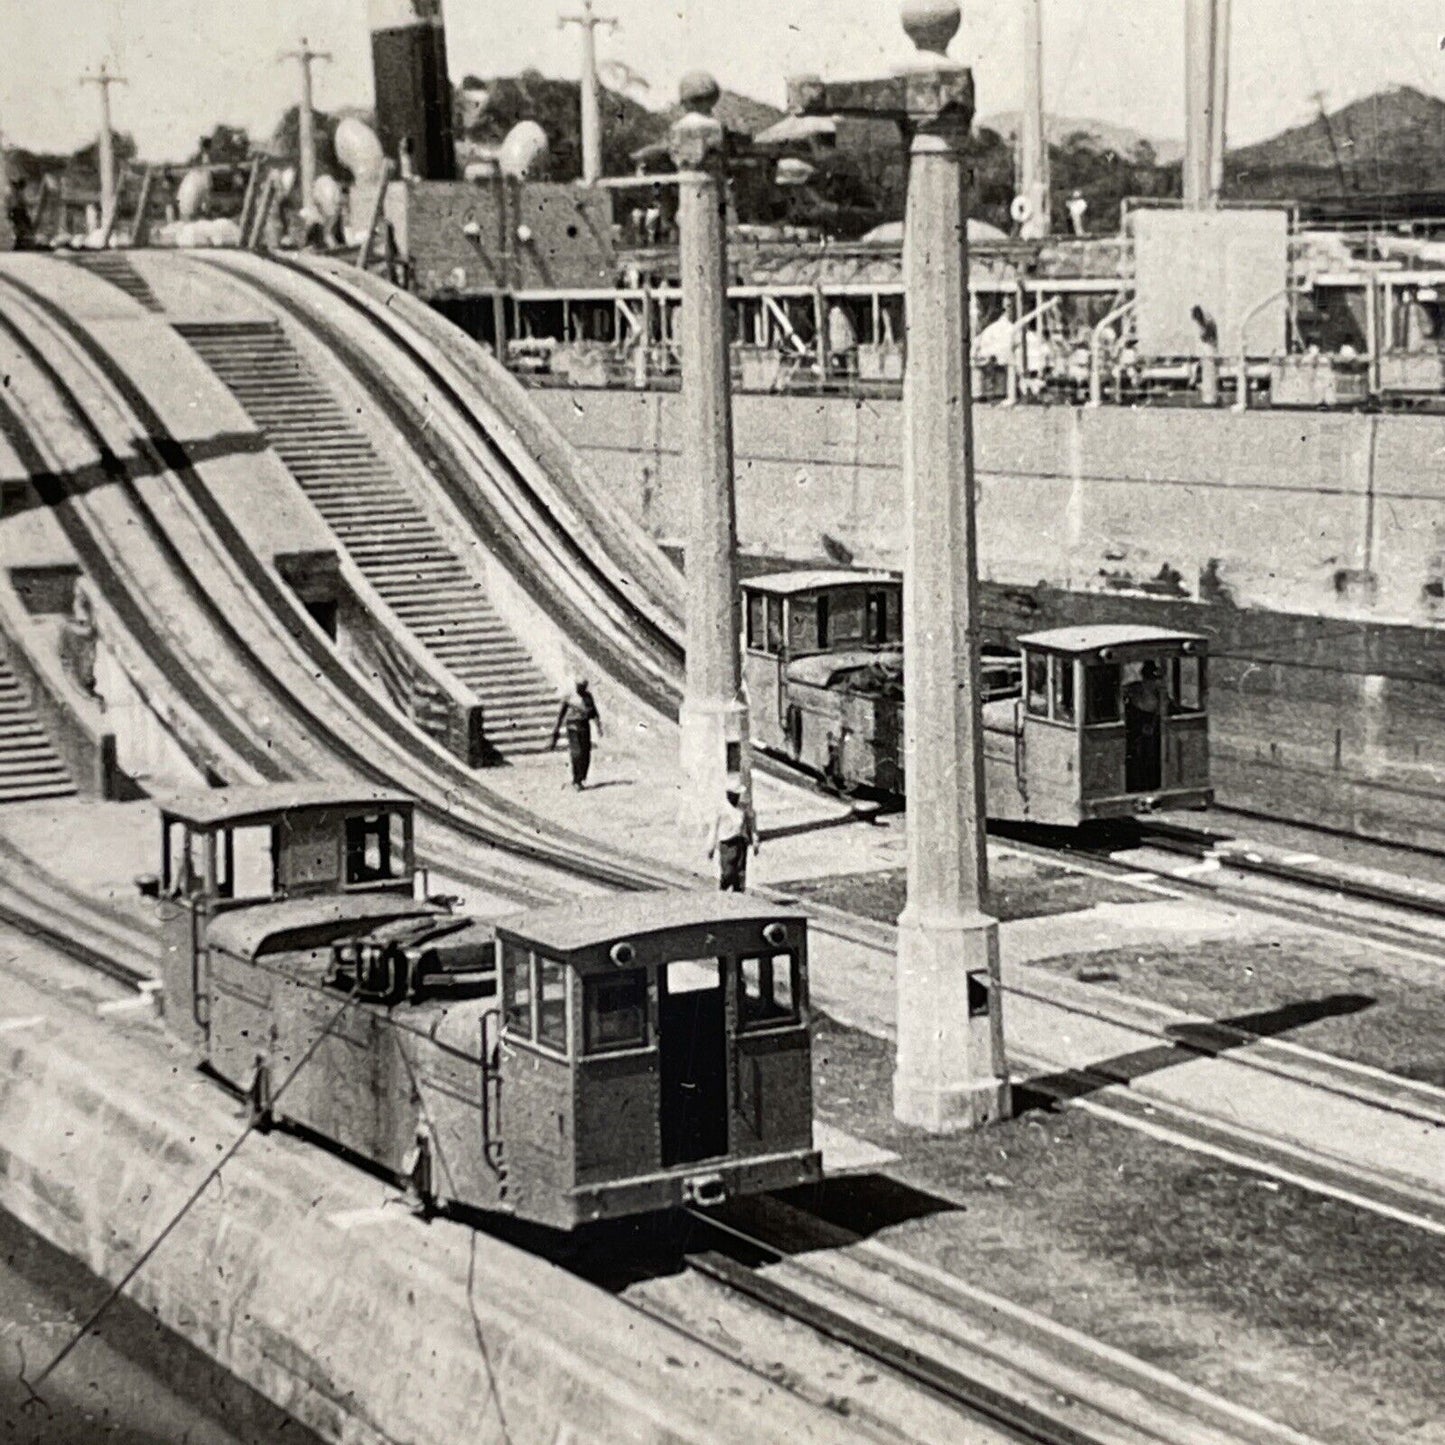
[{"x1": 369, "y1": 0, "x2": 456, "y2": 181}]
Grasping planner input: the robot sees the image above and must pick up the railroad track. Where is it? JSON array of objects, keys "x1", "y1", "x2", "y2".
[
  {"x1": 2, "y1": 254, "x2": 1441, "y2": 1241},
  {"x1": 615, "y1": 1199, "x2": 1323, "y2": 1445}
]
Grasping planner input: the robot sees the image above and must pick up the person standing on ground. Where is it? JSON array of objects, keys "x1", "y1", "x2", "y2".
[
  {"x1": 550, "y1": 678, "x2": 601, "y2": 790},
  {"x1": 7, "y1": 178, "x2": 36, "y2": 251},
  {"x1": 707, "y1": 779, "x2": 760, "y2": 893}
]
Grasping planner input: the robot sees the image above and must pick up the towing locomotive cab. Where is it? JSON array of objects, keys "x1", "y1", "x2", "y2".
[
  {"x1": 742, "y1": 570, "x2": 1212, "y2": 824},
  {"x1": 494, "y1": 892, "x2": 820, "y2": 1227},
  {"x1": 139, "y1": 784, "x2": 819, "y2": 1230},
  {"x1": 1000, "y1": 625, "x2": 1213, "y2": 824}
]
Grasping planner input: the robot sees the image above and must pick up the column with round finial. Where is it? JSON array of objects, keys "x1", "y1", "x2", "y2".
[
  {"x1": 893, "y1": 0, "x2": 1011, "y2": 1131},
  {"x1": 670, "y1": 72, "x2": 750, "y2": 836}
]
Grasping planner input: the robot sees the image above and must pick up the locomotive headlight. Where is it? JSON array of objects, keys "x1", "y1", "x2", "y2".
[
  {"x1": 610, "y1": 941, "x2": 636, "y2": 966},
  {"x1": 763, "y1": 922, "x2": 789, "y2": 947}
]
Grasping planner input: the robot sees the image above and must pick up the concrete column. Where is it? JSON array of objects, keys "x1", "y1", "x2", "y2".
[
  {"x1": 671, "y1": 73, "x2": 748, "y2": 833},
  {"x1": 1018, "y1": 0, "x2": 1050, "y2": 239},
  {"x1": 894, "y1": 0, "x2": 1010, "y2": 1132}
]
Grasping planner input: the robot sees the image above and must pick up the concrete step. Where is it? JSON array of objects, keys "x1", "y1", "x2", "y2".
[
  {"x1": 181, "y1": 319, "x2": 562, "y2": 759},
  {"x1": 0, "y1": 780, "x2": 79, "y2": 804}
]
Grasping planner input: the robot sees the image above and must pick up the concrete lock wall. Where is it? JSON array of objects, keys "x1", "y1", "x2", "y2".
[
  {"x1": 533, "y1": 388, "x2": 1445, "y2": 846},
  {"x1": 0, "y1": 1009, "x2": 857, "y2": 1445}
]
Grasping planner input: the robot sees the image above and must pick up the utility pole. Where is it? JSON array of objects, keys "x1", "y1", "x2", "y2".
[
  {"x1": 281, "y1": 39, "x2": 331, "y2": 213},
  {"x1": 790, "y1": 0, "x2": 1011, "y2": 1133},
  {"x1": 670, "y1": 72, "x2": 750, "y2": 837},
  {"x1": 560, "y1": 0, "x2": 617, "y2": 185},
  {"x1": 1019, "y1": 0, "x2": 1050, "y2": 238},
  {"x1": 80, "y1": 62, "x2": 127, "y2": 233},
  {"x1": 1208, "y1": 0, "x2": 1231, "y2": 205}
]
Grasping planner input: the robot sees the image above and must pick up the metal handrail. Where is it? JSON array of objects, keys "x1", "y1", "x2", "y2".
[
  {"x1": 1088, "y1": 296, "x2": 1137, "y2": 407},
  {"x1": 1232, "y1": 286, "x2": 1289, "y2": 412},
  {"x1": 996, "y1": 295, "x2": 1060, "y2": 406}
]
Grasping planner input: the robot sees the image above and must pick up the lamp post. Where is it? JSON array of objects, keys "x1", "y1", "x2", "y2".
[
  {"x1": 671, "y1": 73, "x2": 749, "y2": 834},
  {"x1": 790, "y1": 0, "x2": 1010, "y2": 1131}
]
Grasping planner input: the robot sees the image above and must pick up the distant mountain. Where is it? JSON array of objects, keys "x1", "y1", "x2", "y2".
[
  {"x1": 1225, "y1": 86, "x2": 1445, "y2": 198},
  {"x1": 676, "y1": 91, "x2": 785, "y2": 139},
  {"x1": 981, "y1": 110, "x2": 1183, "y2": 165},
  {"x1": 453, "y1": 73, "x2": 782, "y2": 176}
]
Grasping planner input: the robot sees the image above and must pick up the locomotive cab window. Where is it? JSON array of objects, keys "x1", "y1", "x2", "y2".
[
  {"x1": 344, "y1": 812, "x2": 406, "y2": 884},
  {"x1": 1051, "y1": 658, "x2": 1077, "y2": 724},
  {"x1": 215, "y1": 824, "x2": 277, "y2": 901},
  {"x1": 1172, "y1": 655, "x2": 1205, "y2": 714},
  {"x1": 830, "y1": 590, "x2": 865, "y2": 647},
  {"x1": 738, "y1": 952, "x2": 801, "y2": 1029},
  {"x1": 788, "y1": 596, "x2": 819, "y2": 653},
  {"x1": 1026, "y1": 654, "x2": 1049, "y2": 717},
  {"x1": 865, "y1": 588, "x2": 901, "y2": 645},
  {"x1": 746, "y1": 593, "x2": 769, "y2": 652},
  {"x1": 537, "y1": 956, "x2": 569, "y2": 1053},
  {"x1": 1085, "y1": 663, "x2": 1123, "y2": 724},
  {"x1": 502, "y1": 941, "x2": 533, "y2": 1040},
  {"x1": 163, "y1": 821, "x2": 192, "y2": 896},
  {"x1": 584, "y1": 970, "x2": 648, "y2": 1053},
  {"x1": 747, "y1": 594, "x2": 785, "y2": 655}
]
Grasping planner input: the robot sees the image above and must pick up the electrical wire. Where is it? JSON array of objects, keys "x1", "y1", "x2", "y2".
[{"x1": 21, "y1": 992, "x2": 359, "y2": 1402}]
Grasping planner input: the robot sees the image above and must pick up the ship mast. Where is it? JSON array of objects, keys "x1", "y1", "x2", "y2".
[
  {"x1": 560, "y1": 0, "x2": 617, "y2": 186},
  {"x1": 1184, "y1": 0, "x2": 1229, "y2": 207},
  {"x1": 281, "y1": 39, "x2": 331, "y2": 216},
  {"x1": 80, "y1": 62, "x2": 127, "y2": 233},
  {"x1": 1209, "y1": 0, "x2": 1231, "y2": 204},
  {"x1": 1018, "y1": 0, "x2": 1050, "y2": 237}
]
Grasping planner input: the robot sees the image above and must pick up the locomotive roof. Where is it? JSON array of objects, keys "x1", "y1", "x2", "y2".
[
  {"x1": 156, "y1": 782, "x2": 414, "y2": 828},
  {"x1": 207, "y1": 893, "x2": 445, "y2": 960},
  {"x1": 1018, "y1": 624, "x2": 1206, "y2": 654},
  {"x1": 742, "y1": 569, "x2": 899, "y2": 596},
  {"x1": 497, "y1": 888, "x2": 807, "y2": 955}
]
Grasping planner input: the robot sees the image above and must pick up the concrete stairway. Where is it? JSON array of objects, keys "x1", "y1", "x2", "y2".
[
  {"x1": 65, "y1": 254, "x2": 165, "y2": 313},
  {"x1": 174, "y1": 320, "x2": 558, "y2": 756},
  {"x1": 0, "y1": 658, "x2": 76, "y2": 804}
]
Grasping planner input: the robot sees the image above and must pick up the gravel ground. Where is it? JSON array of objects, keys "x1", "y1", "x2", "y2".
[
  {"x1": 785, "y1": 860, "x2": 1445, "y2": 1085},
  {"x1": 780, "y1": 855, "x2": 1151, "y2": 926},
  {"x1": 805, "y1": 1016, "x2": 1445, "y2": 1445}
]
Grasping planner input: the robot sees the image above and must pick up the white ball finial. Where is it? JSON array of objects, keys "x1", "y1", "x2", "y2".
[
  {"x1": 679, "y1": 71, "x2": 721, "y2": 115},
  {"x1": 901, "y1": 0, "x2": 961, "y2": 55}
]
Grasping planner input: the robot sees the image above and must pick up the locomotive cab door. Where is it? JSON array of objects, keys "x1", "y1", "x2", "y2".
[
  {"x1": 658, "y1": 958, "x2": 730, "y2": 1166},
  {"x1": 1121, "y1": 659, "x2": 1165, "y2": 793},
  {"x1": 156, "y1": 817, "x2": 215, "y2": 1051},
  {"x1": 742, "y1": 590, "x2": 787, "y2": 748}
]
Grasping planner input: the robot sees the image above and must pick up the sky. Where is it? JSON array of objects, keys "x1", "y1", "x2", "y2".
[{"x1": 3, "y1": 1, "x2": 1445, "y2": 161}]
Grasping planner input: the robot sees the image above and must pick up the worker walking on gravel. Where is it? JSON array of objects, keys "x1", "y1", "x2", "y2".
[
  {"x1": 550, "y1": 678, "x2": 602, "y2": 789},
  {"x1": 707, "y1": 778, "x2": 760, "y2": 892}
]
